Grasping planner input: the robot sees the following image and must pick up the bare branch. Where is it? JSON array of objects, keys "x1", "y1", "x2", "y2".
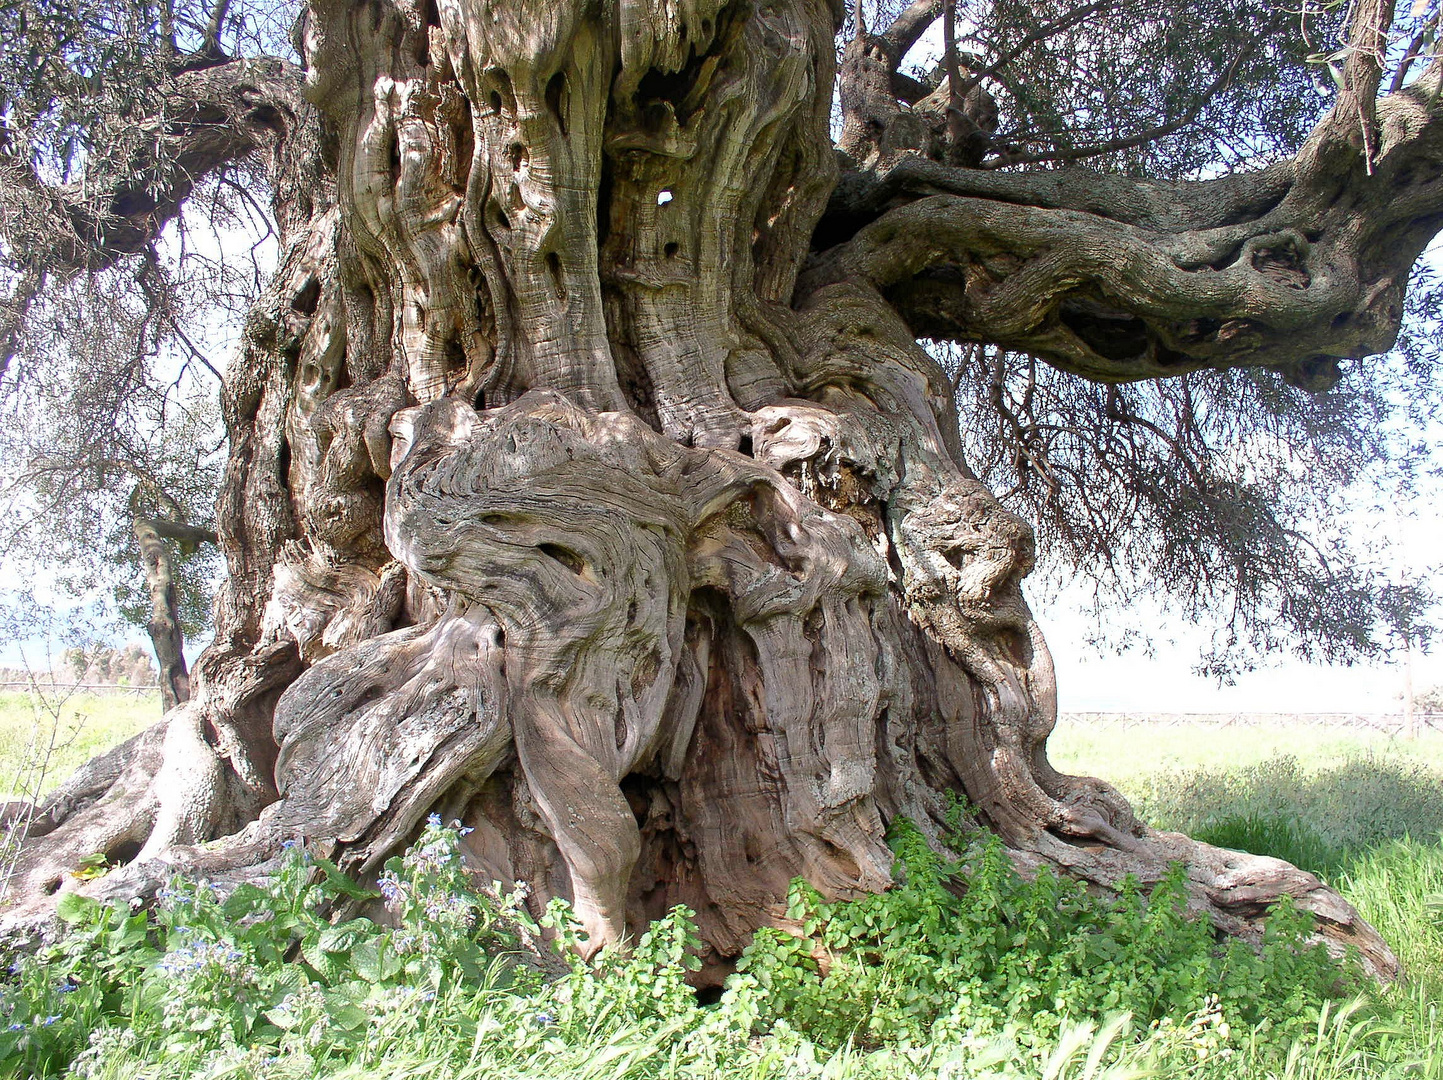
[
  {"x1": 984, "y1": 34, "x2": 1257, "y2": 169},
  {"x1": 879, "y1": 0, "x2": 945, "y2": 60},
  {"x1": 203, "y1": 0, "x2": 234, "y2": 57},
  {"x1": 956, "y1": 0, "x2": 1110, "y2": 100},
  {"x1": 1388, "y1": 6, "x2": 1440, "y2": 94},
  {"x1": 1330, "y1": 0, "x2": 1400, "y2": 164}
]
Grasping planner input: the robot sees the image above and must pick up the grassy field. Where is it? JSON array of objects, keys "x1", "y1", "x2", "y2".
[
  {"x1": 1050, "y1": 715, "x2": 1443, "y2": 786},
  {"x1": 1053, "y1": 717, "x2": 1443, "y2": 880},
  {"x1": 2, "y1": 701, "x2": 1441, "y2": 1079},
  {"x1": 0, "y1": 690, "x2": 160, "y2": 801}
]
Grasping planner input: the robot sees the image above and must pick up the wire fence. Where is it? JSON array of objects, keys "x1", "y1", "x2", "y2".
[
  {"x1": 0, "y1": 681, "x2": 158, "y2": 695},
  {"x1": 1058, "y1": 711, "x2": 1443, "y2": 735}
]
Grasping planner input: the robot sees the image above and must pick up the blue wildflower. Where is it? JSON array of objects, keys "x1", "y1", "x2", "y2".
[
  {"x1": 427, "y1": 813, "x2": 442, "y2": 827},
  {"x1": 533, "y1": 1011, "x2": 556, "y2": 1027}
]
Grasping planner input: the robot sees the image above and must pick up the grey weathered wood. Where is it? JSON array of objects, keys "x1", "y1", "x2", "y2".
[{"x1": 7, "y1": 0, "x2": 1429, "y2": 980}]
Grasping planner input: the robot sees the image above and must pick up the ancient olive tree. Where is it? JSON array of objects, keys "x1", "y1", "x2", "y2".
[{"x1": 3, "y1": 0, "x2": 1439, "y2": 976}]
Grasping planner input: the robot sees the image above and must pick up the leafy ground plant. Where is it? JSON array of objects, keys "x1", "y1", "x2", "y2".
[{"x1": 0, "y1": 817, "x2": 1414, "y2": 1080}]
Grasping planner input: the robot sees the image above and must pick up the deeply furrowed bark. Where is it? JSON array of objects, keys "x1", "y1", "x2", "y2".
[{"x1": 8, "y1": 0, "x2": 1433, "y2": 981}]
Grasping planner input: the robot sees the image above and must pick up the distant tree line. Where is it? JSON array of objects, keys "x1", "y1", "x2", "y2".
[{"x1": 0, "y1": 644, "x2": 157, "y2": 687}]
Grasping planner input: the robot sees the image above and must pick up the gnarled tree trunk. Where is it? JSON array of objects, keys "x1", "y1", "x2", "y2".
[{"x1": 11, "y1": 0, "x2": 1439, "y2": 981}]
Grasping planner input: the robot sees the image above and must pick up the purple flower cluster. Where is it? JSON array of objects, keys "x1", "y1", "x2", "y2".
[{"x1": 157, "y1": 940, "x2": 246, "y2": 977}]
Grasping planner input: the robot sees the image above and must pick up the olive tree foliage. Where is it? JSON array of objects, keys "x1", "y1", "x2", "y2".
[
  {"x1": 0, "y1": 0, "x2": 1440, "y2": 978},
  {"x1": 0, "y1": 0, "x2": 289, "y2": 705}
]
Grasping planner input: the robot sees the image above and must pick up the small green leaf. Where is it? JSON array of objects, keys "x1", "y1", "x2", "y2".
[{"x1": 55, "y1": 892, "x2": 101, "y2": 926}]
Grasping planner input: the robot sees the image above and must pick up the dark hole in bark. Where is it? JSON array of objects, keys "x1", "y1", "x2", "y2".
[
  {"x1": 736, "y1": 434, "x2": 754, "y2": 457},
  {"x1": 1215, "y1": 187, "x2": 1287, "y2": 227},
  {"x1": 664, "y1": 241, "x2": 679, "y2": 258},
  {"x1": 508, "y1": 142, "x2": 528, "y2": 172},
  {"x1": 452, "y1": 101, "x2": 475, "y2": 189},
  {"x1": 389, "y1": 136, "x2": 402, "y2": 186},
  {"x1": 489, "y1": 199, "x2": 511, "y2": 232},
  {"x1": 111, "y1": 189, "x2": 157, "y2": 217},
  {"x1": 277, "y1": 437, "x2": 292, "y2": 487},
  {"x1": 1332, "y1": 311, "x2": 1351, "y2": 329},
  {"x1": 43, "y1": 877, "x2": 62, "y2": 895},
  {"x1": 637, "y1": 46, "x2": 711, "y2": 126},
  {"x1": 545, "y1": 72, "x2": 568, "y2": 136},
  {"x1": 1184, "y1": 316, "x2": 1221, "y2": 341},
  {"x1": 490, "y1": 68, "x2": 515, "y2": 113},
  {"x1": 999, "y1": 628, "x2": 1030, "y2": 666},
  {"x1": 1059, "y1": 299, "x2": 1149, "y2": 361},
  {"x1": 1154, "y1": 344, "x2": 1190, "y2": 367},
  {"x1": 107, "y1": 839, "x2": 143, "y2": 865},
  {"x1": 620, "y1": 775, "x2": 651, "y2": 826},
  {"x1": 422, "y1": 0, "x2": 440, "y2": 27},
  {"x1": 614, "y1": 342, "x2": 662, "y2": 430},
  {"x1": 546, "y1": 251, "x2": 566, "y2": 300},
  {"x1": 490, "y1": 91, "x2": 503, "y2": 114},
  {"x1": 292, "y1": 276, "x2": 322, "y2": 315},
  {"x1": 249, "y1": 104, "x2": 286, "y2": 135},
  {"x1": 694, "y1": 985, "x2": 724, "y2": 1005},
  {"x1": 596, "y1": 162, "x2": 614, "y2": 245},
  {"x1": 444, "y1": 335, "x2": 467, "y2": 374},
  {"x1": 1281, "y1": 355, "x2": 1342, "y2": 392},
  {"x1": 538, "y1": 542, "x2": 585, "y2": 574}
]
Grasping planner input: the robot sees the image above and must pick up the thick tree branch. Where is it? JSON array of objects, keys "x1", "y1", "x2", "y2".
[
  {"x1": 0, "y1": 267, "x2": 42, "y2": 385},
  {"x1": 807, "y1": 67, "x2": 1443, "y2": 388},
  {"x1": 823, "y1": 151, "x2": 1296, "y2": 234},
  {"x1": 879, "y1": 0, "x2": 944, "y2": 58},
  {"x1": 0, "y1": 57, "x2": 317, "y2": 275},
  {"x1": 1325, "y1": 0, "x2": 1399, "y2": 166}
]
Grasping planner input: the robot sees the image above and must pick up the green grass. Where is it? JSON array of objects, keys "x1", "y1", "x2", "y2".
[
  {"x1": 1052, "y1": 718, "x2": 1443, "y2": 881},
  {"x1": 0, "y1": 690, "x2": 160, "y2": 801},
  {"x1": 1049, "y1": 717, "x2": 1443, "y2": 792}
]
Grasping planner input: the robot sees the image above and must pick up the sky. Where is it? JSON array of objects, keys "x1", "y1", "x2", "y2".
[{"x1": 1041, "y1": 602, "x2": 1437, "y2": 714}]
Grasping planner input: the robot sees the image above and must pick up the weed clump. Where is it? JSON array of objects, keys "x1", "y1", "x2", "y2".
[
  {"x1": 1134, "y1": 754, "x2": 1443, "y2": 879},
  {"x1": 0, "y1": 816, "x2": 1392, "y2": 1080}
]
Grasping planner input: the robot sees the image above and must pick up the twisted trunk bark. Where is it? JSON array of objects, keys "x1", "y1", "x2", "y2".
[{"x1": 4, "y1": 0, "x2": 1413, "y2": 981}]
